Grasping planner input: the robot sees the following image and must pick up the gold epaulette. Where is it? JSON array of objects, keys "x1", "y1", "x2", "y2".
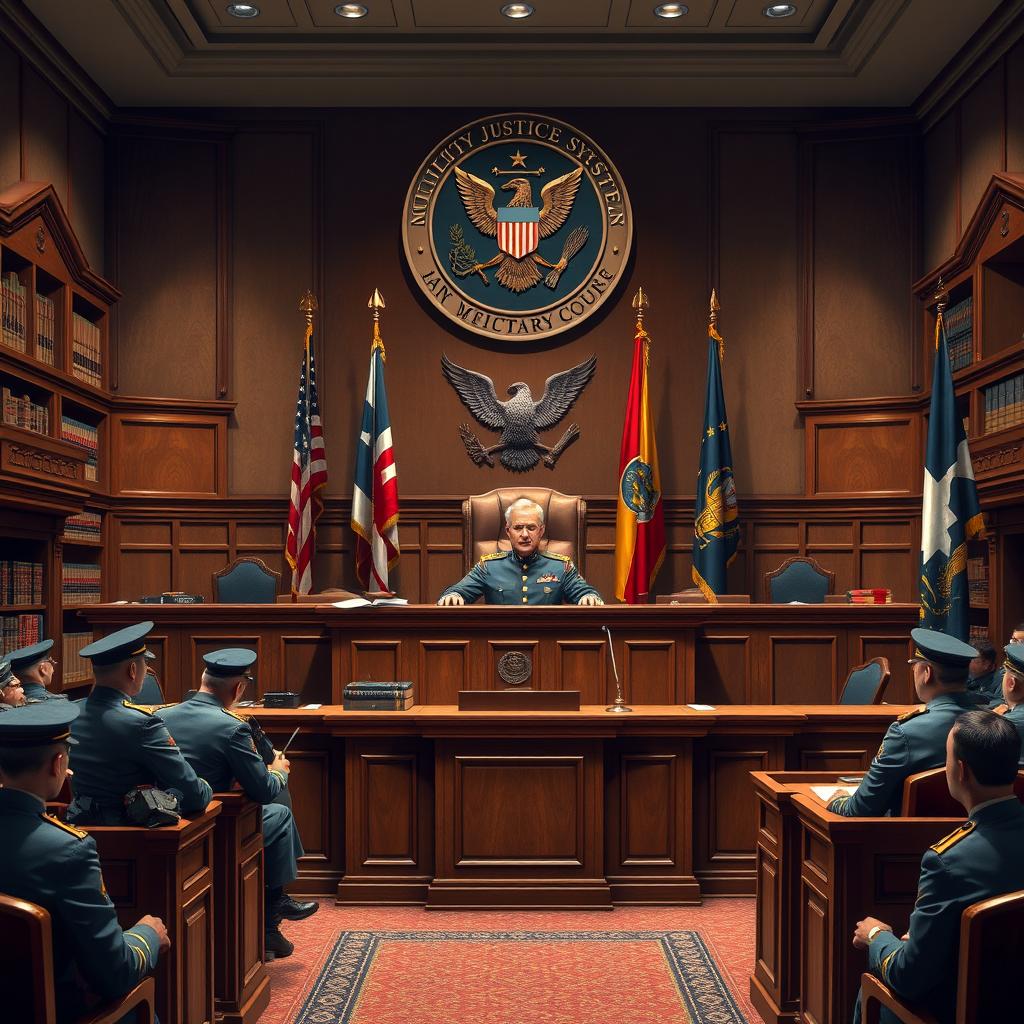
[
  {"x1": 897, "y1": 706, "x2": 927, "y2": 723},
  {"x1": 480, "y1": 551, "x2": 506, "y2": 562},
  {"x1": 930, "y1": 820, "x2": 975, "y2": 855},
  {"x1": 993, "y1": 703, "x2": 1009, "y2": 715},
  {"x1": 222, "y1": 707, "x2": 247, "y2": 722},
  {"x1": 546, "y1": 552, "x2": 572, "y2": 562},
  {"x1": 122, "y1": 700, "x2": 153, "y2": 716},
  {"x1": 41, "y1": 812, "x2": 87, "y2": 839}
]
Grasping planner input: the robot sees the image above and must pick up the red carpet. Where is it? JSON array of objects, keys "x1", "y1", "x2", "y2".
[{"x1": 263, "y1": 900, "x2": 756, "y2": 1023}]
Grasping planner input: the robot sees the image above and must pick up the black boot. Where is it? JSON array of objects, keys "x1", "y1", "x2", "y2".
[
  {"x1": 274, "y1": 893, "x2": 319, "y2": 921},
  {"x1": 264, "y1": 925, "x2": 294, "y2": 961}
]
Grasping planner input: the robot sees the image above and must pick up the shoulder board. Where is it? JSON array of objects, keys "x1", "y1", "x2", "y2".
[
  {"x1": 897, "y1": 706, "x2": 928, "y2": 723},
  {"x1": 546, "y1": 552, "x2": 572, "y2": 562},
  {"x1": 221, "y1": 707, "x2": 247, "y2": 723},
  {"x1": 480, "y1": 552, "x2": 506, "y2": 562},
  {"x1": 122, "y1": 700, "x2": 153, "y2": 716},
  {"x1": 41, "y1": 812, "x2": 87, "y2": 840},
  {"x1": 930, "y1": 820, "x2": 976, "y2": 855}
]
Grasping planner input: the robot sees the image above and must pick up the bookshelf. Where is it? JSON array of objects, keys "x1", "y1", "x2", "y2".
[{"x1": 0, "y1": 182, "x2": 118, "y2": 696}]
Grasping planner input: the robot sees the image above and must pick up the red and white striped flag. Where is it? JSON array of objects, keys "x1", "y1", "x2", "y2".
[{"x1": 285, "y1": 319, "x2": 328, "y2": 594}]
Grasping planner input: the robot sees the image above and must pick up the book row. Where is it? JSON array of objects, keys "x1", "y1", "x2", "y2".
[
  {"x1": 1, "y1": 560, "x2": 44, "y2": 605},
  {"x1": 71, "y1": 311, "x2": 102, "y2": 388},
  {"x1": 61, "y1": 562, "x2": 102, "y2": 606},
  {"x1": 1, "y1": 271, "x2": 26, "y2": 353},
  {"x1": 60, "y1": 415, "x2": 99, "y2": 482},
  {"x1": 945, "y1": 295, "x2": 973, "y2": 372},
  {"x1": 2, "y1": 386, "x2": 49, "y2": 435},
  {"x1": 983, "y1": 372, "x2": 1024, "y2": 434},
  {"x1": 1, "y1": 612, "x2": 43, "y2": 652},
  {"x1": 64, "y1": 510, "x2": 102, "y2": 543},
  {"x1": 62, "y1": 631, "x2": 94, "y2": 684},
  {"x1": 35, "y1": 291, "x2": 56, "y2": 366}
]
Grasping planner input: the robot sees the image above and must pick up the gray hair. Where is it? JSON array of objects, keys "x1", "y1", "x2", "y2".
[{"x1": 504, "y1": 497, "x2": 545, "y2": 526}]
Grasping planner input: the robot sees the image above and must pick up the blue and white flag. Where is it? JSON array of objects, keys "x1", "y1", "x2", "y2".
[{"x1": 919, "y1": 312, "x2": 983, "y2": 640}]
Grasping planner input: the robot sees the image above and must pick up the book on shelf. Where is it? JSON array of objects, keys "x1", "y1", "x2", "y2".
[
  {"x1": 63, "y1": 510, "x2": 102, "y2": 543},
  {"x1": 71, "y1": 311, "x2": 102, "y2": 387},
  {"x1": 60, "y1": 415, "x2": 99, "y2": 482},
  {"x1": 969, "y1": 624, "x2": 990, "y2": 646},
  {"x1": 1, "y1": 271, "x2": 27, "y2": 353},
  {"x1": 1, "y1": 559, "x2": 44, "y2": 604},
  {"x1": 1, "y1": 612, "x2": 43, "y2": 650},
  {"x1": 2, "y1": 386, "x2": 49, "y2": 435},
  {"x1": 343, "y1": 681, "x2": 414, "y2": 709},
  {"x1": 35, "y1": 292, "x2": 55, "y2": 365},
  {"x1": 61, "y1": 562, "x2": 101, "y2": 606},
  {"x1": 61, "y1": 630, "x2": 94, "y2": 684},
  {"x1": 944, "y1": 295, "x2": 973, "y2": 372},
  {"x1": 966, "y1": 556, "x2": 989, "y2": 607},
  {"x1": 983, "y1": 373, "x2": 1024, "y2": 434},
  {"x1": 845, "y1": 588, "x2": 892, "y2": 604}
]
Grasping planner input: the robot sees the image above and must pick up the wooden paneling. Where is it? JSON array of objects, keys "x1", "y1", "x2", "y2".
[
  {"x1": 1008, "y1": 39, "x2": 1024, "y2": 174},
  {"x1": 771, "y1": 635, "x2": 838, "y2": 704},
  {"x1": 624, "y1": 639, "x2": 676, "y2": 704},
  {"x1": 695, "y1": 633, "x2": 751, "y2": 705},
  {"x1": 68, "y1": 110, "x2": 105, "y2": 272},
  {"x1": 0, "y1": 38, "x2": 19, "y2": 187},
  {"x1": 418, "y1": 640, "x2": 469, "y2": 704},
  {"x1": 362, "y1": 753, "x2": 419, "y2": 862},
  {"x1": 487, "y1": 639, "x2": 541, "y2": 690},
  {"x1": 280, "y1": 635, "x2": 331, "y2": 703},
  {"x1": 350, "y1": 640, "x2": 401, "y2": 684},
  {"x1": 556, "y1": 640, "x2": 606, "y2": 704},
  {"x1": 960, "y1": 63, "x2": 1006, "y2": 226},
  {"x1": 112, "y1": 415, "x2": 225, "y2": 497},
  {"x1": 811, "y1": 419, "x2": 917, "y2": 495},
  {"x1": 924, "y1": 112, "x2": 959, "y2": 269},
  {"x1": 22, "y1": 65, "x2": 68, "y2": 207}
]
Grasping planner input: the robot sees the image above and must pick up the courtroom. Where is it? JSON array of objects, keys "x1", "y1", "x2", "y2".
[{"x1": 2, "y1": 2, "x2": 1024, "y2": 1023}]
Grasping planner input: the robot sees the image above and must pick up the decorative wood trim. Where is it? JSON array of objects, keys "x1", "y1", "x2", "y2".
[{"x1": 797, "y1": 135, "x2": 815, "y2": 400}]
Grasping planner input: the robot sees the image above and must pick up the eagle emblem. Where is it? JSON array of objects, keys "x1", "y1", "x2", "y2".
[
  {"x1": 441, "y1": 353, "x2": 597, "y2": 472},
  {"x1": 694, "y1": 468, "x2": 739, "y2": 551},
  {"x1": 449, "y1": 162, "x2": 589, "y2": 294}
]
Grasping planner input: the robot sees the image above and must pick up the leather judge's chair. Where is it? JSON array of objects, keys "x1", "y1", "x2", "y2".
[
  {"x1": 765, "y1": 555, "x2": 834, "y2": 603},
  {"x1": 901, "y1": 767, "x2": 1024, "y2": 817},
  {"x1": 212, "y1": 556, "x2": 281, "y2": 603},
  {"x1": 860, "y1": 889, "x2": 1024, "y2": 1024},
  {"x1": 0, "y1": 893, "x2": 156, "y2": 1024},
  {"x1": 838, "y1": 657, "x2": 891, "y2": 705},
  {"x1": 463, "y1": 488, "x2": 586, "y2": 573}
]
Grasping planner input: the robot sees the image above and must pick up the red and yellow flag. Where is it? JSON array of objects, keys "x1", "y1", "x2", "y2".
[{"x1": 614, "y1": 308, "x2": 666, "y2": 602}]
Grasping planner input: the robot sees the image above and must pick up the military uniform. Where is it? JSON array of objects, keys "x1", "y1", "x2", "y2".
[
  {"x1": 855, "y1": 796, "x2": 1024, "y2": 1024},
  {"x1": 0, "y1": 702, "x2": 160, "y2": 1023},
  {"x1": 6, "y1": 639, "x2": 67, "y2": 702},
  {"x1": 829, "y1": 629, "x2": 988, "y2": 817},
  {"x1": 439, "y1": 549, "x2": 601, "y2": 605},
  {"x1": 966, "y1": 667, "x2": 1001, "y2": 703},
  {"x1": 157, "y1": 691, "x2": 303, "y2": 889},
  {"x1": 67, "y1": 622, "x2": 211, "y2": 825},
  {"x1": 992, "y1": 642, "x2": 1024, "y2": 764}
]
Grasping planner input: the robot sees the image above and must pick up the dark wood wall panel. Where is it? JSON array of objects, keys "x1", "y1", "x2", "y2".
[
  {"x1": 22, "y1": 64, "x2": 68, "y2": 208},
  {"x1": 0, "y1": 38, "x2": 19, "y2": 187},
  {"x1": 923, "y1": 113, "x2": 959, "y2": 272},
  {"x1": 230, "y1": 129, "x2": 318, "y2": 494},
  {"x1": 1007, "y1": 39, "x2": 1024, "y2": 173},
  {"x1": 68, "y1": 111, "x2": 105, "y2": 271},
  {"x1": 960, "y1": 63, "x2": 1006, "y2": 226}
]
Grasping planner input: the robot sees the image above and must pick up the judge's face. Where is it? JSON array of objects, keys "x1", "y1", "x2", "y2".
[{"x1": 505, "y1": 512, "x2": 545, "y2": 558}]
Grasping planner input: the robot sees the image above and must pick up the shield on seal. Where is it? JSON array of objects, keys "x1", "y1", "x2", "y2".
[{"x1": 497, "y1": 206, "x2": 540, "y2": 259}]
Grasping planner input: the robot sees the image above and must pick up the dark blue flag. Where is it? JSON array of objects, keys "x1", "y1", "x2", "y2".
[
  {"x1": 919, "y1": 313, "x2": 983, "y2": 639},
  {"x1": 692, "y1": 297, "x2": 740, "y2": 601}
]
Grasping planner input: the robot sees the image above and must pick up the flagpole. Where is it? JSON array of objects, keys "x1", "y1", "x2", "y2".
[
  {"x1": 368, "y1": 288, "x2": 386, "y2": 357},
  {"x1": 934, "y1": 275, "x2": 947, "y2": 349}
]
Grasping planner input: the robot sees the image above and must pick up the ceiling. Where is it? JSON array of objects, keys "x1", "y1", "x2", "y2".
[{"x1": 16, "y1": 0, "x2": 1014, "y2": 108}]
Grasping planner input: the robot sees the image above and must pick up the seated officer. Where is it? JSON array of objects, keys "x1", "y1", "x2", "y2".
[
  {"x1": 828, "y1": 628, "x2": 990, "y2": 816},
  {"x1": 0, "y1": 701, "x2": 170, "y2": 1022},
  {"x1": 136, "y1": 650, "x2": 165, "y2": 705},
  {"x1": 67, "y1": 622, "x2": 212, "y2": 825},
  {"x1": 6, "y1": 639, "x2": 67, "y2": 702},
  {"x1": 438, "y1": 497, "x2": 603, "y2": 606},
  {"x1": 157, "y1": 649, "x2": 317, "y2": 960},
  {"x1": 966, "y1": 640, "x2": 1000, "y2": 703},
  {"x1": 0, "y1": 657, "x2": 26, "y2": 708},
  {"x1": 993, "y1": 642, "x2": 1024, "y2": 763},
  {"x1": 850, "y1": 710, "x2": 1024, "y2": 1024}
]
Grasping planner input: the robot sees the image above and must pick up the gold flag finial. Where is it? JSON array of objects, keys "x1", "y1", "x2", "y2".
[
  {"x1": 368, "y1": 289, "x2": 386, "y2": 358},
  {"x1": 709, "y1": 288, "x2": 724, "y2": 361},
  {"x1": 368, "y1": 289, "x2": 386, "y2": 319},
  {"x1": 632, "y1": 286, "x2": 649, "y2": 324},
  {"x1": 933, "y1": 277, "x2": 948, "y2": 351},
  {"x1": 299, "y1": 290, "x2": 318, "y2": 327}
]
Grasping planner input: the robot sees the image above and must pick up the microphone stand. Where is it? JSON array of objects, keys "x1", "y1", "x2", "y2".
[{"x1": 602, "y1": 625, "x2": 632, "y2": 713}]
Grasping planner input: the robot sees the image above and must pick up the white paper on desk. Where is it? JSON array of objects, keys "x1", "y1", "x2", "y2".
[
  {"x1": 686, "y1": 703, "x2": 716, "y2": 711},
  {"x1": 811, "y1": 785, "x2": 857, "y2": 803},
  {"x1": 301, "y1": 703, "x2": 322, "y2": 710},
  {"x1": 332, "y1": 598, "x2": 372, "y2": 608}
]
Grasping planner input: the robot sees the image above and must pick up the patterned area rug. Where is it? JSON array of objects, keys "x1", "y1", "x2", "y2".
[{"x1": 294, "y1": 929, "x2": 749, "y2": 1024}]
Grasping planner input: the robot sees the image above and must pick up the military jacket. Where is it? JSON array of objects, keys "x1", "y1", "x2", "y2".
[
  {"x1": 866, "y1": 797, "x2": 1024, "y2": 1024},
  {"x1": 68, "y1": 685, "x2": 212, "y2": 823},
  {"x1": 157, "y1": 691, "x2": 287, "y2": 802},
  {"x1": 966, "y1": 668, "x2": 1002, "y2": 703},
  {"x1": 440, "y1": 549, "x2": 601, "y2": 605},
  {"x1": 828, "y1": 690, "x2": 990, "y2": 817},
  {"x1": 994, "y1": 701, "x2": 1024, "y2": 764},
  {"x1": 21, "y1": 681, "x2": 68, "y2": 702},
  {"x1": 0, "y1": 787, "x2": 159, "y2": 1022}
]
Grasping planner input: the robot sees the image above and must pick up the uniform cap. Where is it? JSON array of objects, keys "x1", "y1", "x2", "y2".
[
  {"x1": 202, "y1": 648, "x2": 257, "y2": 678},
  {"x1": 908, "y1": 627, "x2": 977, "y2": 669},
  {"x1": 1004, "y1": 642, "x2": 1024, "y2": 678},
  {"x1": 0, "y1": 660, "x2": 13, "y2": 687},
  {"x1": 79, "y1": 622, "x2": 154, "y2": 667},
  {"x1": 0, "y1": 700, "x2": 79, "y2": 746},
  {"x1": 5, "y1": 639, "x2": 54, "y2": 673}
]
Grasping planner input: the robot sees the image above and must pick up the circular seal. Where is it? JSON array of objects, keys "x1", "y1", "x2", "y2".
[
  {"x1": 620, "y1": 457, "x2": 660, "y2": 524},
  {"x1": 497, "y1": 650, "x2": 532, "y2": 687},
  {"x1": 403, "y1": 113, "x2": 632, "y2": 343}
]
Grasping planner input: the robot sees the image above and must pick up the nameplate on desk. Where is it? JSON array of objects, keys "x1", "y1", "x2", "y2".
[{"x1": 458, "y1": 690, "x2": 581, "y2": 712}]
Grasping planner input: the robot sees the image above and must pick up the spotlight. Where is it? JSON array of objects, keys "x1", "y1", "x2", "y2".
[
  {"x1": 501, "y1": 3, "x2": 535, "y2": 19},
  {"x1": 225, "y1": 3, "x2": 260, "y2": 17},
  {"x1": 334, "y1": 3, "x2": 368, "y2": 16},
  {"x1": 654, "y1": 3, "x2": 688, "y2": 17},
  {"x1": 763, "y1": 4, "x2": 797, "y2": 17}
]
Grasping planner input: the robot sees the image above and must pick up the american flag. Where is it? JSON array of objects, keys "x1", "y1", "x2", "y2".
[
  {"x1": 351, "y1": 322, "x2": 400, "y2": 592},
  {"x1": 285, "y1": 323, "x2": 328, "y2": 595}
]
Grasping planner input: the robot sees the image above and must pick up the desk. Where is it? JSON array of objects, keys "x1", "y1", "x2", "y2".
[{"x1": 83, "y1": 602, "x2": 919, "y2": 706}]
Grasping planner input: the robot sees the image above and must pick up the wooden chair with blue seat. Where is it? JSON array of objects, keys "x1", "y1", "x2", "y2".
[
  {"x1": 211, "y1": 556, "x2": 281, "y2": 603},
  {"x1": 860, "y1": 889, "x2": 1024, "y2": 1023},
  {"x1": 764, "y1": 555, "x2": 834, "y2": 603},
  {"x1": 838, "y1": 657, "x2": 891, "y2": 705}
]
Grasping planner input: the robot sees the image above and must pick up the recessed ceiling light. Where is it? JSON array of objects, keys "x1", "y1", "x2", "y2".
[
  {"x1": 225, "y1": 3, "x2": 260, "y2": 17},
  {"x1": 334, "y1": 3, "x2": 368, "y2": 16},
  {"x1": 763, "y1": 3, "x2": 797, "y2": 17},
  {"x1": 501, "y1": 3, "x2": 535, "y2": 19},
  {"x1": 654, "y1": 3, "x2": 689, "y2": 17}
]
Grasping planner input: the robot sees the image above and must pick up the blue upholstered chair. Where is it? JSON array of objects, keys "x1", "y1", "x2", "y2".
[
  {"x1": 838, "y1": 656, "x2": 890, "y2": 705},
  {"x1": 212, "y1": 556, "x2": 281, "y2": 603},
  {"x1": 765, "y1": 556, "x2": 834, "y2": 604}
]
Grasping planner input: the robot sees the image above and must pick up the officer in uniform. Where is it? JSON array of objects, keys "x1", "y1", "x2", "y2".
[
  {"x1": 0, "y1": 657, "x2": 26, "y2": 707},
  {"x1": 0, "y1": 700, "x2": 169, "y2": 1021},
  {"x1": 828, "y1": 628, "x2": 990, "y2": 817},
  {"x1": 992, "y1": 641, "x2": 1024, "y2": 763},
  {"x1": 966, "y1": 640, "x2": 1000, "y2": 703},
  {"x1": 67, "y1": 621, "x2": 212, "y2": 825},
  {"x1": 136, "y1": 650, "x2": 166, "y2": 705},
  {"x1": 438, "y1": 497, "x2": 603, "y2": 606},
  {"x1": 5, "y1": 639, "x2": 67, "y2": 701},
  {"x1": 850, "y1": 710, "x2": 1024, "y2": 1024},
  {"x1": 157, "y1": 648, "x2": 317, "y2": 960}
]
